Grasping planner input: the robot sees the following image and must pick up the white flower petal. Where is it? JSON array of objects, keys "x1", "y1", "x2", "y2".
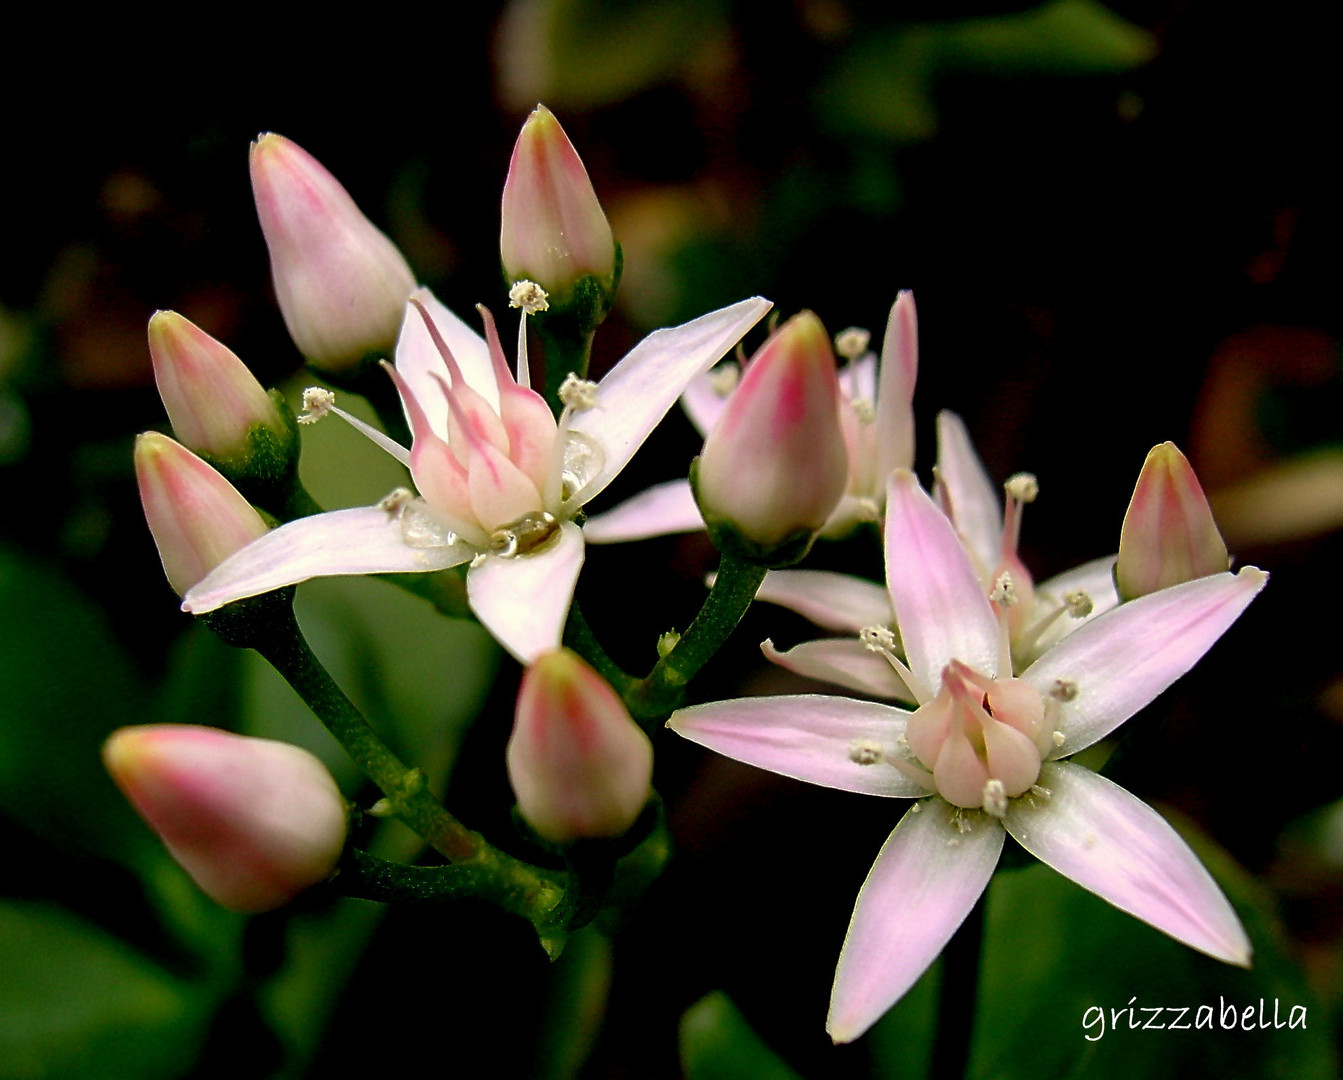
[
  {"x1": 182, "y1": 507, "x2": 475, "y2": 613},
  {"x1": 828, "y1": 800, "x2": 1003, "y2": 1043},
  {"x1": 466, "y1": 520, "x2": 585, "y2": 663},
  {"x1": 680, "y1": 367, "x2": 734, "y2": 436},
  {"x1": 934, "y1": 410, "x2": 1001, "y2": 578},
  {"x1": 1023, "y1": 567, "x2": 1267, "y2": 756},
  {"x1": 582, "y1": 479, "x2": 703, "y2": 543},
  {"x1": 667, "y1": 694, "x2": 925, "y2": 798},
  {"x1": 395, "y1": 288, "x2": 497, "y2": 437},
  {"x1": 873, "y1": 290, "x2": 917, "y2": 483},
  {"x1": 761, "y1": 639, "x2": 914, "y2": 702},
  {"x1": 755, "y1": 570, "x2": 893, "y2": 634},
  {"x1": 1005, "y1": 762, "x2": 1251, "y2": 966},
  {"x1": 569, "y1": 297, "x2": 771, "y2": 503},
  {"x1": 885, "y1": 469, "x2": 1000, "y2": 691}
]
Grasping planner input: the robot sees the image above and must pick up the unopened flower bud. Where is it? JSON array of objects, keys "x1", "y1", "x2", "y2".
[
  {"x1": 103, "y1": 725, "x2": 347, "y2": 912},
  {"x1": 1116, "y1": 442, "x2": 1230, "y2": 601},
  {"x1": 135, "y1": 432, "x2": 269, "y2": 595},
  {"x1": 500, "y1": 105, "x2": 616, "y2": 306},
  {"x1": 250, "y1": 133, "x2": 416, "y2": 372},
  {"x1": 694, "y1": 311, "x2": 848, "y2": 563},
  {"x1": 147, "y1": 311, "x2": 285, "y2": 459},
  {"x1": 507, "y1": 649, "x2": 653, "y2": 844}
]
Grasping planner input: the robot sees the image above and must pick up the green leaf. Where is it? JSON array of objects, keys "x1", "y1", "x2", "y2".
[
  {"x1": 940, "y1": 0, "x2": 1156, "y2": 76},
  {"x1": 680, "y1": 991, "x2": 804, "y2": 1080},
  {"x1": 0, "y1": 901, "x2": 205, "y2": 1080}
]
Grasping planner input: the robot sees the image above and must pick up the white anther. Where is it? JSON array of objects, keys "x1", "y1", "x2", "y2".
[
  {"x1": 850, "y1": 397, "x2": 876, "y2": 424},
  {"x1": 707, "y1": 363, "x2": 740, "y2": 397},
  {"x1": 848, "y1": 739, "x2": 885, "y2": 766},
  {"x1": 1064, "y1": 590, "x2": 1093, "y2": 618},
  {"x1": 379, "y1": 487, "x2": 415, "y2": 514},
  {"x1": 981, "y1": 778, "x2": 1009, "y2": 819},
  {"x1": 298, "y1": 386, "x2": 336, "y2": 424},
  {"x1": 1050, "y1": 678, "x2": 1078, "y2": 702},
  {"x1": 851, "y1": 497, "x2": 881, "y2": 522},
  {"x1": 470, "y1": 552, "x2": 489, "y2": 569},
  {"x1": 508, "y1": 280, "x2": 550, "y2": 313},
  {"x1": 1005, "y1": 472, "x2": 1039, "y2": 503},
  {"x1": 860, "y1": 625, "x2": 898, "y2": 653},
  {"x1": 834, "y1": 327, "x2": 870, "y2": 359},
  {"x1": 990, "y1": 572, "x2": 1018, "y2": 606},
  {"x1": 558, "y1": 373, "x2": 600, "y2": 411},
  {"x1": 1052, "y1": 730, "x2": 1066, "y2": 747}
]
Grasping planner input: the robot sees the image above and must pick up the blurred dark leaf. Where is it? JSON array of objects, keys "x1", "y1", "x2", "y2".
[{"x1": 681, "y1": 990, "x2": 805, "y2": 1080}]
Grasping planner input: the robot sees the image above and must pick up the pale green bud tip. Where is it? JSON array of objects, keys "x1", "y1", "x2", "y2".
[
  {"x1": 500, "y1": 105, "x2": 616, "y2": 297},
  {"x1": 103, "y1": 725, "x2": 346, "y2": 912},
  {"x1": 696, "y1": 311, "x2": 849, "y2": 553},
  {"x1": 1116, "y1": 441, "x2": 1231, "y2": 601},
  {"x1": 134, "y1": 432, "x2": 270, "y2": 595},
  {"x1": 249, "y1": 133, "x2": 415, "y2": 372},
  {"x1": 147, "y1": 311, "x2": 282, "y2": 456},
  {"x1": 507, "y1": 649, "x2": 653, "y2": 844}
]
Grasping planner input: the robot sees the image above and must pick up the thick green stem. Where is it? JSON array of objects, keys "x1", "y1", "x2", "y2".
[
  {"x1": 563, "y1": 604, "x2": 637, "y2": 697},
  {"x1": 929, "y1": 889, "x2": 986, "y2": 1080}
]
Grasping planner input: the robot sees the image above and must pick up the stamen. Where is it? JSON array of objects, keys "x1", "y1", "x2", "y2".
[
  {"x1": 1064, "y1": 590, "x2": 1093, "y2": 618},
  {"x1": 558, "y1": 373, "x2": 600, "y2": 411},
  {"x1": 834, "y1": 326, "x2": 870, "y2": 359},
  {"x1": 508, "y1": 280, "x2": 549, "y2": 313},
  {"x1": 981, "y1": 778, "x2": 1009, "y2": 818},
  {"x1": 1005, "y1": 473, "x2": 1039, "y2": 503},
  {"x1": 707, "y1": 363, "x2": 740, "y2": 397},
  {"x1": 379, "y1": 487, "x2": 415, "y2": 513},
  {"x1": 848, "y1": 739, "x2": 885, "y2": 766},
  {"x1": 298, "y1": 386, "x2": 335, "y2": 423},
  {"x1": 860, "y1": 625, "x2": 898, "y2": 652},
  {"x1": 990, "y1": 571, "x2": 1018, "y2": 606},
  {"x1": 1051, "y1": 730, "x2": 1065, "y2": 747},
  {"x1": 858, "y1": 625, "x2": 931, "y2": 703}
]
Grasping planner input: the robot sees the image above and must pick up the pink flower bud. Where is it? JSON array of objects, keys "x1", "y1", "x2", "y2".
[
  {"x1": 147, "y1": 310, "x2": 283, "y2": 457},
  {"x1": 1116, "y1": 442, "x2": 1230, "y2": 601},
  {"x1": 500, "y1": 105, "x2": 616, "y2": 300},
  {"x1": 103, "y1": 725, "x2": 347, "y2": 912},
  {"x1": 507, "y1": 649, "x2": 653, "y2": 844},
  {"x1": 250, "y1": 133, "x2": 416, "y2": 372},
  {"x1": 135, "y1": 431, "x2": 270, "y2": 595},
  {"x1": 695, "y1": 311, "x2": 849, "y2": 556}
]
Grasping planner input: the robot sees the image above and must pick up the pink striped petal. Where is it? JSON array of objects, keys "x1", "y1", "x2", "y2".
[
  {"x1": 828, "y1": 799, "x2": 1003, "y2": 1043},
  {"x1": 582, "y1": 479, "x2": 703, "y2": 543},
  {"x1": 934, "y1": 411, "x2": 1001, "y2": 579},
  {"x1": 1023, "y1": 566, "x2": 1267, "y2": 757},
  {"x1": 182, "y1": 506, "x2": 475, "y2": 613},
  {"x1": 568, "y1": 297, "x2": 770, "y2": 502},
  {"x1": 1005, "y1": 762, "x2": 1251, "y2": 965},
  {"x1": 761, "y1": 639, "x2": 914, "y2": 702},
  {"x1": 395, "y1": 289, "x2": 498, "y2": 436},
  {"x1": 667, "y1": 695, "x2": 925, "y2": 798},
  {"x1": 755, "y1": 570, "x2": 893, "y2": 634},
  {"x1": 885, "y1": 470, "x2": 1000, "y2": 692},
  {"x1": 466, "y1": 521, "x2": 585, "y2": 663}
]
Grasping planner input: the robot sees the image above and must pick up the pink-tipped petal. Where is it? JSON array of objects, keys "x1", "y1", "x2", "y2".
[
  {"x1": 466, "y1": 521, "x2": 585, "y2": 663},
  {"x1": 182, "y1": 506, "x2": 475, "y2": 613},
  {"x1": 568, "y1": 297, "x2": 772, "y2": 502},
  {"x1": 828, "y1": 800, "x2": 1003, "y2": 1043},
  {"x1": 934, "y1": 411, "x2": 1002, "y2": 579},
  {"x1": 582, "y1": 479, "x2": 703, "y2": 543},
  {"x1": 756, "y1": 570, "x2": 893, "y2": 634},
  {"x1": 873, "y1": 290, "x2": 918, "y2": 482},
  {"x1": 885, "y1": 470, "x2": 1000, "y2": 690},
  {"x1": 1023, "y1": 566, "x2": 1267, "y2": 757},
  {"x1": 667, "y1": 695, "x2": 925, "y2": 798},
  {"x1": 761, "y1": 639, "x2": 915, "y2": 702},
  {"x1": 1005, "y1": 762, "x2": 1251, "y2": 966},
  {"x1": 395, "y1": 289, "x2": 498, "y2": 433}
]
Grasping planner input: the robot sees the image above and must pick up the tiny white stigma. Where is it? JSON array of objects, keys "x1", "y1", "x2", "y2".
[
  {"x1": 1064, "y1": 590, "x2": 1093, "y2": 618},
  {"x1": 298, "y1": 386, "x2": 336, "y2": 424},
  {"x1": 707, "y1": 363, "x2": 740, "y2": 397},
  {"x1": 860, "y1": 625, "x2": 898, "y2": 653},
  {"x1": 379, "y1": 487, "x2": 416, "y2": 514},
  {"x1": 850, "y1": 397, "x2": 876, "y2": 424},
  {"x1": 848, "y1": 739, "x2": 885, "y2": 766},
  {"x1": 1005, "y1": 472, "x2": 1039, "y2": 503},
  {"x1": 1050, "y1": 678, "x2": 1078, "y2": 702},
  {"x1": 508, "y1": 280, "x2": 550, "y2": 313},
  {"x1": 990, "y1": 571, "x2": 1018, "y2": 606},
  {"x1": 558, "y1": 373, "x2": 600, "y2": 411},
  {"x1": 981, "y1": 778, "x2": 1009, "y2": 819},
  {"x1": 834, "y1": 326, "x2": 870, "y2": 359}
]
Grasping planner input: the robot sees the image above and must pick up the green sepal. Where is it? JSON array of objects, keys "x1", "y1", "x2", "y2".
[{"x1": 192, "y1": 391, "x2": 308, "y2": 520}]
